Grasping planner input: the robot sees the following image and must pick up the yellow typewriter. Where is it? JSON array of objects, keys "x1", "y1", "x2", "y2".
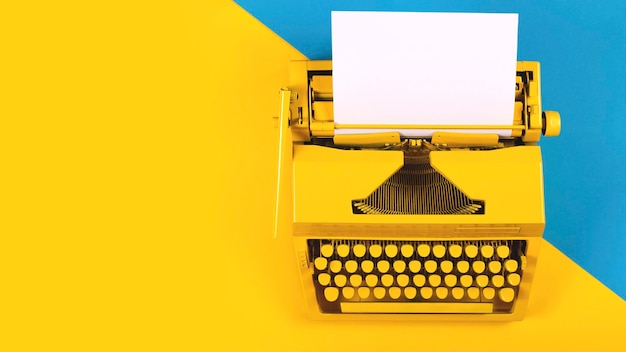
[{"x1": 275, "y1": 60, "x2": 560, "y2": 320}]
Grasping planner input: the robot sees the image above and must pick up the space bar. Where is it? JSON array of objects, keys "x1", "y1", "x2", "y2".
[{"x1": 340, "y1": 302, "x2": 493, "y2": 314}]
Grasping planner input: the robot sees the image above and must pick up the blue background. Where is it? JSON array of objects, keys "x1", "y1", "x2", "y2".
[{"x1": 235, "y1": 0, "x2": 626, "y2": 300}]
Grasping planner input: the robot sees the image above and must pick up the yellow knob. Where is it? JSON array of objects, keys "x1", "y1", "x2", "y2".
[{"x1": 542, "y1": 111, "x2": 561, "y2": 137}]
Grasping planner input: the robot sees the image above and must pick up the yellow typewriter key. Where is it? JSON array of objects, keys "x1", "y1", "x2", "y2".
[
  {"x1": 464, "y1": 244, "x2": 479, "y2": 258},
  {"x1": 440, "y1": 260, "x2": 453, "y2": 273},
  {"x1": 317, "y1": 273, "x2": 331, "y2": 286},
  {"x1": 444, "y1": 274, "x2": 457, "y2": 287},
  {"x1": 314, "y1": 257, "x2": 327, "y2": 271},
  {"x1": 436, "y1": 287, "x2": 449, "y2": 299},
  {"x1": 381, "y1": 274, "x2": 394, "y2": 287},
  {"x1": 404, "y1": 287, "x2": 417, "y2": 299},
  {"x1": 321, "y1": 244, "x2": 333, "y2": 257},
  {"x1": 361, "y1": 260, "x2": 374, "y2": 273},
  {"x1": 488, "y1": 261, "x2": 502, "y2": 274},
  {"x1": 504, "y1": 259, "x2": 519, "y2": 272},
  {"x1": 324, "y1": 287, "x2": 339, "y2": 302},
  {"x1": 337, "y1": 244, "x2": 350, "y2": 258},
  {"x1": 420, "y1": 287, "x2": 433, "y2": 300},
  {"x1": 365, "y1": 274, "x2": 378, "y2": 287},
  {"x1": 353, "y1": 244, "x2": 367, "y2": 258},
  {"x1": 481, "y1": 245, "x2": 494, "y2": 258},
  {"x1": 396, "y1": 274, "x2": 409, "y2": 287},
  {"x1": 349, "y1": 274, "x2": 363, "y2": 287},
  {"x1": 417, "y1": 244, "x2": 430, "y2": 257},
  {"x1": 449, "y1": 244, "x2": 463, "y2": 258},
  {"x1": 408, "y1": 260, "x2": 421, "y2": 273},
  {"x1": 369, "y1": 244, "x2": 383, "y2": 258},
  {"x1": 457, "y1": 260, "x2": 470, "y2": 274},
  {"x1": 472, "y1": 261, "x2": 485, "y2": 274},
  {"x1": 385, "y1": 244, "x2": 398, "y2": 258},
  {"x1": 452, "y1": 287, "x2": 464, "y2": 300},
  {"x1": 497, "y1": 245, "x2": 510, "y2": 258},
  {"x1": 401, "y1": 244, "x2": 414, "y2": 257},
  {"x1": 342, "y1": 287, "x2": 355, "y2": 300},
  {"x1": 425, "y1": 260, "x2": 437, "y2": 273},
  {"x1": 428, "y1": 274, "x2": 441, "y2": 287},
  {"x1": 329, "y1": 260, "x2": 342, "y2": 273},
  {"x1": 460, "y1": 275, "x2": 473, "y2": 287},
  {"x1": 507, "y1": 273, "x2": 521, "y2": 286},
  {"x1": 393, "y1": 260, "x2": 406, "y2": 273},
  {"x1": 389, "y1": 287, "x2": 402, "y2": 299},
  {"x1": 413, "y1": 274, "x2": 426, "y2": 287},
  {"x1": 476, "y1": 275, "x2": 489, "y2": 288},
  {"x1": 483, "y1": 287, "x2": 496, "y2": 300},
  {"x1": 334, "y1": 275, "x2": 347, "y2": 287},
  {"x1": 345, "y1": 260, "x2": 358, "y2": 273},
  {"x1": 358, "y1": 287, "x2": 370, "y2": 299},
  {"x1": 499, "y1": 287, "x2": 515, "y2": 303},
  {"x1": 467, "y1": 287, "x2": 480, "y2": 300},
  {"x1": 373, "y1": 287, "x2": 386, "y2": 299},
  {"x1": 377, "y1": 260, "x2": 390, "y2": 273},
  {"x1": 491, "y1": 275, "x2": 504, "y2": 288},
  {"x1": 433, "y1": 244, "x2": 446, "y2": 258}
]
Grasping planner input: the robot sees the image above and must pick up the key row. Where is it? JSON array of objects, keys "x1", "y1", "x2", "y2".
[
  {"x1": 314, "y1": 258, "x2": 519, "y2": 274},
  {"x1": 323, "y1": 286, "x2": 516, "y2": 303},
  {"x1": 317, "y1": 273, "x2": 521, "y2": 288},
  {"x1": 320, "y1": 243, "x2": 512, "y2": 259}
]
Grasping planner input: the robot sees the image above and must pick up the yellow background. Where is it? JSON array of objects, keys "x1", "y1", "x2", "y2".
[{"x1": 1, "y1": 0, "x2": 625, "y2": 350}]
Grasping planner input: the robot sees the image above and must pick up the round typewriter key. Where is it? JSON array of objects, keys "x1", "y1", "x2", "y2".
[
  {"x1": 417, "y1": 244, "x2": 431, "y2": 257},
  {"x1": 317, "y1": 273, "x2": 331, "y2": 286},
  {"x1": 342, "y1": 287, "x2": 355, "y2": 299},
  {"x1": 334, "y1": 274, "x2": 347, "y2": 287},
  {"x1": 329, "y1": 260, "x2": 342, "y2": 273},
  {"x1": 428, "y1": 274, "x2": 441, "y2": 287},
  {"x1": 488, "y1": 261, "x2": 502, "y2": 274},
  {"x1": 353, "y1": 244, "x2": 367, "y2": 257},
  {"x1": 404, "y1": 287, "x2": 417, "y2": 299},
  {"x1": 321, "y1": 244, "x2": 333, "y2": 257},
  {"x1": 497, "y1": 245, "x2": 510, "y2": 258},
  {"x1": 381, "y1": 274, "x2": 394, "y2": 287},
  {"x1": 314, "y1": 257, "x2": 327, "y2": 271},
  {"x1": 460, "y1": 275, "x2": 473, "y2": 287},
  {"x1": 401, "y1": 244, "x2": 414, "y2": 257},
  {"x1": 413, "y1": 274, "x2": 426, "y2": 287},
  {"x1": 393, "y1": 260, "x2": 406, "y2": 273},
  {"x1": 369, "y1": 244, "x2": 383, "y2": 258},
  {"x1": 425, "y1": 260, "x2": 437, "y2": 273},
  {"x1": 324, "y1": 287, "x2": 339, "y2": 302},
  {"x1": 436, "y1": 287, "x2": 449, "y2": 299},
  {"x1": 504, "y1": 259, "x2": 519, "y2": 272},
  {"x1": 345, "y1": 260, "x2": 358, "y2": 273},
  {"x1": 350, "y1": 274, "x2": 363, "y2": 287},
  {"x1": 365, "y1": 274, "x2": 378, "y2": 287},
  {"x1": 377, "y1": 260, "x2": 390, "y2": 273},
  {"x1": 457, "y1": 260, "x2": 470, "y2": 274},
  {"x1": 385, "y1": 244, "x2": 398, "y2": 258},
  {"x1": 433, "y1": 244, "x2": 446, "y2": 258},
  {"x1": 420, "y1": 287, "x2": 433, "y2": 300},
  {"x1": 481, "y1": 245, "x2": 494, "y2": 258},
  {"x1": 476, "y1": 275, "x2": 489, "y2": 288},
  {"x1": 337, "y1": 244, "x2": 350, "y2": 258},
  {"x1": 396, "y1": 274, "x2": 409, "y2": 287},
  {"x1": 472, "y1": 261, "x2": 485, "y2": 274},
  {"x1": 452, "y1": 287, "x2": 464, "y2": 300},
  {"x1": 492, "y1": 275, "x2": 504, "y2": 288},
  {"x1": 389, "y1": 287, "x2": 402, "y2": 299},
  {"x1": 408, "y1": 260, "x2": 422, "y2": 273},
  {"x1": 507, "y1": 273, "x2": 521, "y2": 286},
  {"x1": 373, "y1": 287, "x2": 386, "y2": 299},
  {"x1": 440, "y1": 260, "x2": 453, "y2": 273},
  {"x1": 483, "y1": 287, "x2": 496, "y2": 300},
  {"x1": 444, "y1": 274, "x2": 457, "y2": 287},
  {"x1": 361, "y1": 260, "x2": 374, "y2": 273},
  {"x1": 358, "y1": 287, "x2": 370, "y2": 299},
  {"x1": 449, "y1": 244, "x2": 463, "y2": 258},
  {"x1": 464, "y1": 244, "x2": 479, "y2": 258},
  {"x1": 467, "y1": 287, "x2": 480, "y2": 299},
  {"x1": 499, "y1": 287, "x2": 515, "y2": 303}
]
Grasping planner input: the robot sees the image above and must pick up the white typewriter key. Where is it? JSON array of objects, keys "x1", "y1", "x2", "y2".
[
  {"x1": 334, "y1": 274, "x2": 347, "y2": 287},
  {"x1": 428, "y1": 274, "x2": 441, "y2": 287},
  {"x1": 457, "y1": 260, "x2": 470, "y2": 274},
  {"x1": 452, "y1": 287, "x2": 465, "y2": 300},
  {"x1": 488, "y1": 261, "x2": 502, "y2": 274},
  {"x1": 358, "y1": 287, "x2": 371, "y2": 299},
  {"x1": 499, "y1": 287, "x2": 515, "y2": 303},
  {"x1": 444, "y1": 274, "x2": 457, "y2": 287},
  {"x1": 393, "y1": 260, "x2": 406, "y2": 273},
  {"x1": 324, "y1": 287, "x2": 339, "y2": 302},
  {"x1": 507, "y1": 273, "x2": 521, "y2": 286},
  {"x1": 425, "y1": 260, "x2": 437, "y2": 273},
  {"x1": 413, "y1": 274, "x2": 426, "y2": 287},
  {"x1": 472, "y1": 261, "x2": 485, "y2": 274},
  {"x1": 504, "y1": 259, "x2": 519, "y2": 272},
  {"x1": 396, "y1": 274, "x2": 409, "y2": 287},
  {"x1": 492, "y1": 275, "x2": 505, "y2": 288},
  {"x1": 460, "y1": 275, "x2": 473, "y2": 287},
  {"x1": 408, "y1": 260, "x2": 422, "y2": 273},
  {"x1": 449, "y1": 244, "x2": 463, "y2": 258},
  {"x1": 440, "y1": 260, "x2": 453, "y2": 274},
  {"x1": 404, "y1": 287, "x2": 417, "y2": 299},
  {"x1": 329, "y1": 260, "x2": 342, "y2": 273},
  {"x1": 401, "y1": 244, "x2": 414, "y2": 258},
  {"x1": 436, "y1": 287, "x2": 449, "y2": 299},
  {"x1": 464, "y1": 244, "x2": 479, "y2": 258},
  {"x1": 420, "y1": 287, "x2": 433, "y2": 300},
  {"x1": 369, "y1": 244, "x2": 383, "y2": 258},
  {"x1": 317, "y1": 273, "x2": 331, "y2": 286},
  {"x1": 481, "y1": 245, "x2": 494, "y2": 258},
  {"x1": 377, "y1": 260, "x2": 390, "y2": 273},
  {"x1": 373, "y1": 287, "x2": 386, "y2": 299},
  {"x1": 433, "y1": 244, "x2": 446, "y2": 258},
  {"x1": 361, "y1": 260, "x2": 374, "y2": 273},
  {"x1": 381, "y1": 274, "x2": 394, "y2": 287},
  {"x1": 337, "y1": 244, "x2": 350, "y2": 258},
  {"x1": 417, "y1": 244, "x2": 430, "y2": 257},
  {"x1": 467, "y1": 287, "x2": 480, "y2": 300},
  {"x1": 483, "y1": 287, "x2": 496, "y2": 300},
  {"x1": 385, "y1": 244, "x2": 398, "y2": 258},
  {"x1": 389, "y1": 287, "x2": 402, "y2": 299},
  {"x1": 314, "y1": 257, "x2": 328, "y2": 271},
  {"x1": 349, "y1": 274, "x2": 363, "y2": 287},
  {"x1": 476, "y1": 275, "x2": 489, "y2": 288},
  {"x1": 353, "y1": 244, "x2": 367, "y2": 258},
  {"x1": 497, "y1": 245, "x2": 510, "y2": 258},
  {"x1": 342, "y1": 287, "x2": 355, "y2": 300},
  {"x1": 365, "y1": 274, "x2": 378, "y2": 287},
  {"x1": 321, "y1": 244, "x2": 333, "y2": 257},
  {"x1": 345, "y1": 260, "x2": 358, "y2": 274}
]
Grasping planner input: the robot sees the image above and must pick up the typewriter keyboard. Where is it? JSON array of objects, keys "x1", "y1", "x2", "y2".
[{"x1": 308, "y1": 239, "x2": 526, "y2": 314}]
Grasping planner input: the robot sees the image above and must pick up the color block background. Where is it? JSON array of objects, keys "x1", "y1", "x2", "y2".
[{"x1": 1, "y1": 0, "x2": 625, "y2": 350}]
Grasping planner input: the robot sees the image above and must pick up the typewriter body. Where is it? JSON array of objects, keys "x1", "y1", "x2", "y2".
[{"x1": 275, "y1": 60, "x2": 560, "y2": 321}]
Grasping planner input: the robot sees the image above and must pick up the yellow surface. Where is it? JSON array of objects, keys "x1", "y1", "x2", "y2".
[{"x1": 1, "y1": 0, "x2": 625, "y2": 350}]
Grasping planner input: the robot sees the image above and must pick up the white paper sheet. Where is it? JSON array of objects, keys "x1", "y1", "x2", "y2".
[{"x1": 331, "y1": 11, "x2": 518, "y2": 137}]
